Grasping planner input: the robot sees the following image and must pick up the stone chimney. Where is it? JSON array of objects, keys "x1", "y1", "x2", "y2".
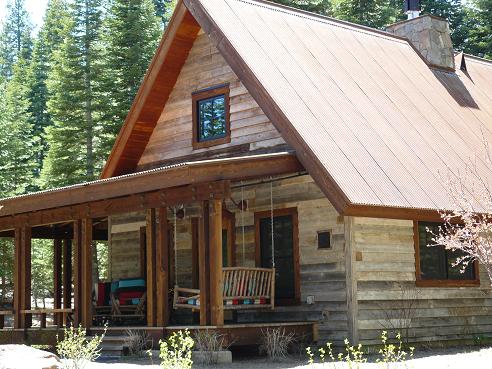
[{"x1": 386, "y1": 15, "x2": 455, "y2": 70}]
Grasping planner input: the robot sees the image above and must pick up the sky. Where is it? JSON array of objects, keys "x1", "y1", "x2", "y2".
[{"x1": 0, "y1": 0, "x2": 49, "y2": 33}]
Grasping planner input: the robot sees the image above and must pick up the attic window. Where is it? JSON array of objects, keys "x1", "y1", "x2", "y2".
[{"x1": 192, "y1": 84, "x2": 231, "y2": 149}]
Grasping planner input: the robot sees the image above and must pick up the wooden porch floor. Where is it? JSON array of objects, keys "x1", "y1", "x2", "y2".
[{"x1": 91, "y1": 321, "x2": 318, "y2": 346}]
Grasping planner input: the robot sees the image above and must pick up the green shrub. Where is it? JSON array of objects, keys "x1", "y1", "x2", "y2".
[
  {"x1": 306, "y1": 330, "x2": 415, "y2": 368},
  {"x1": 159, "y1": 329, "x2": 194, "y2": 369},
  {"x1": 376, "y1": 331, "x2": 414, "y2": 368},
  {"x1": 56, "y1": 325, "x2": 106, "y2": 369}
]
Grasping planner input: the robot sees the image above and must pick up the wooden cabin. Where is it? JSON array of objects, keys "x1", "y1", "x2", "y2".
[{"x1": 1, "y1": 0, "x2": 492, "y2": 348}]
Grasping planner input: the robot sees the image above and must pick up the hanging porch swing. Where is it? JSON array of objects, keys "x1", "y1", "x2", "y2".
[{"x1": 173, "y1": 179, "x2": 276, "y2": 311}]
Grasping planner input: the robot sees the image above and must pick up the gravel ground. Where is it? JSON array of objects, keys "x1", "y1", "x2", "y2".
[{"x1": 82, "y1": 346, "x2": 492, "y2": 369}]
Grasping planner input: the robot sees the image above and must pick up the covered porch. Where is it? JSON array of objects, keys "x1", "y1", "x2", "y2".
[{"x1": 0, "y1": 153, "x2": 318, "y2": 345}]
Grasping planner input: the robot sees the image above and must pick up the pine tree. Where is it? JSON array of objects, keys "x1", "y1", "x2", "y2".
[
  {"x1": 421, "y1": 0, "x2": 471, "y2": 51},
  {"x1": 271, "y1": 0, "x2": 332, "y2": 15},
  {"x1": 0, "y1": 0, "x2": 33, "y2": 80},
  {"x1": 0, "y1": 60, "x2": 37, "y2": 198},
  {"x1": 28, "y1": 0, "x2": 71, "y2": 179},
  {"x1": 152, "y1": 0, "x2": 177, "y2": 27},
  {"x1": 467, "y1": 0, "x2": 492, "y2": 58},
  {"x1": 332, "y1": 0, "x2": 402, "y2": 28},
  {"x1": 41, "y1": 0, "x2": 104, "y2": 188},
  {"x1": 98, "y1": 0, "x2": 161, "y2": 158}
]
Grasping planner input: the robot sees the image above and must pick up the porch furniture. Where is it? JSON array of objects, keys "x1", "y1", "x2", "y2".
[
  {"x1": 0, "y1": 310, "x2": 14, "y2": 329},
  {"x1": 173, "y1": 266, "x2": 275, "y2": 310},
  {"x1": 111, "y1": 292, "x2": 147, "y2": 322},
  {"x1": 20, "y1": 308, "x2": 74, "y2": 328}
]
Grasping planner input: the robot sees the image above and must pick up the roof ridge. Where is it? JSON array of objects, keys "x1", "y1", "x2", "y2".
[
  {"x1": 463, "y1": 53, "x2": 492, "y2": 67},
  {"x1": 232, "y1": 0, "x2": 409, "y2": 44}
]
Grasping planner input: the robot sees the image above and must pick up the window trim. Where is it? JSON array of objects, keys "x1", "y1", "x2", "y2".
[
  {"x1": 413, "y1": 221, "x2": 480, "y2": 287},
  {"x1": 192, "y1": 84, "x2": 231, "y2": 150},
  {"x1": 254, "y1": 207, "x2": 301, "y2": 306}
]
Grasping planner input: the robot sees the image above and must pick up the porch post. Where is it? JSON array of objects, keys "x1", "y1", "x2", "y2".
[
  {"x1": 146, "y1": 209, "x2": 157, "y2": 327},
  {"x1": 62, "y1": 239, "x2": 72, "y2": 326},
  {"x1": 198, "y1": 202, "x2": 210, "y2": 325},
  {"x1": 20, "y1": 226, "x2": 32, "y2": 329},
  {"x1": 13, "y1": 228, "x2": 22, "y2": 329},
  {"x1": 156, "y1": 207, "x2": 169, "y2": 326},
  {"x1": 73, "y1": 220, "x2": 82, "y2": 327},
  {"x1": 209, "y1": 200, "x2": 224, "y2": 326},
  {"x1": 81, "y1": 218, "x2": 93, "y2": 329},
  {"x1": 53, "y1": 239, "x2": 62, "y2": 327}
]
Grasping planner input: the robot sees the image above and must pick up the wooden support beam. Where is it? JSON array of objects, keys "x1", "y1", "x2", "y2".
[
  {"x1": 62, "y1": 239, "x2": 72, "y2": 326},
  {"x1": 73, "y1": 220, "x2": 82, "y2": 327},
  {"x1": 198, "y1": 202, "x2": 210, "y2": 326},
  {"x1": 20, "y1": 226, "x2": 32, "y2": 329},
  {"x1": 53, "y1": 239, "x2": 62, "y2": 327},
  {"x1": 146, "y1": 209, "x2": 157, "y2": 327},
  {"x1": 344, "y1": 216, "x2": 359, "y2": 344},
  {"x1": 191, "y1": 217, "x2": 200, "y2": 324},
  {"x1": 13, "y1": 229, "x2": 22, "y2": 329},
  {"x1": 209, "y1": 200, "x2": 224, "y2": 327},
  {"x1": 81, "y1": 219, "x2": 93, "y2": 329},
  {"x1": 0, "y1": 180, "x2": 232, "y2": 230},
  {"x1": 156, "y1": 207, "x2": 169, "y2": 326}
]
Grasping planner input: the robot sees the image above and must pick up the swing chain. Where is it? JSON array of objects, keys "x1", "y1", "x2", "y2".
[
  {"x1": 173, "y1": 206, "x2": 178, "y2": 285},
  {"x1": 270, "y1": 177, "x2": 275, "y2": 268},
  {"x1": 241, "y1": 181, "x2": 245, "y2": 265}
]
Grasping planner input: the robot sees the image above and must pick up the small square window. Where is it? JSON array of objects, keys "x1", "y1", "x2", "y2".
[
  {"x1": 192, "y1": 84, "x2": 230, "y2": 149},
  {"x1": 197, "y1": 95, "x2": 226, "y2": 142},
  {"x1": 317, "y1": 231, "x2": 331, "y2": 249}
]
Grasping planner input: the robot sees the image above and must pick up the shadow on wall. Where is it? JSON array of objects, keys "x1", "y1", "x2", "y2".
[{"x1": 433, "y1": 69, "x2": 479, "y2": 109}]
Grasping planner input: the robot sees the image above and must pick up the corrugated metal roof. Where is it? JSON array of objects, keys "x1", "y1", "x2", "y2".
[{"x1": 196, "y1": 0, "x2": 492, "y2": 211}]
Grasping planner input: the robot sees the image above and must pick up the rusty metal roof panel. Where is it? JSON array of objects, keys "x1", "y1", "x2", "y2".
[{"x1": 197, "y1": 0, "x2": 492, "y2": 211}]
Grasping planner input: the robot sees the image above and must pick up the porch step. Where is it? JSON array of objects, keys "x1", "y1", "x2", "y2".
[{"x1": 89, "y1": 334, "x2": 128, "y2": 357}]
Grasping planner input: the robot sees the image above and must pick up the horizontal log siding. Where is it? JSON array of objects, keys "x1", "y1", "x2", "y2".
[
  {"x1": 137, "y1": 30, "x2": 288, "y2": 170},
  {"x1": 109, "y1": 212, "x2": 146, "y2": 280},
  {"x1": 354, "y1": 217, "x2": 492, "y2": 345},
  {"x1": 231, "y1": 175, "x2": 347, "y2": 344}
]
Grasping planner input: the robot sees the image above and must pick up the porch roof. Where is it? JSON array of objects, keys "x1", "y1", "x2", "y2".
[{"x1": 0, "y1": 152, "x2": 302, "y2": 231}]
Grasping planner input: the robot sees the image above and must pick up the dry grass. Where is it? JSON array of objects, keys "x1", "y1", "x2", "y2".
[{"x1": 260, "y1": 328, "x2": 295, "y2": 361}]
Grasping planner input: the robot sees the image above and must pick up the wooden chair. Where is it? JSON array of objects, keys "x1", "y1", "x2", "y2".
[
  {"x1": 111, "y1": 292, "x2": 146, "y2": 322},
  {"x1": 173, "y1": 267, "x2": 275, "y2": 310}
]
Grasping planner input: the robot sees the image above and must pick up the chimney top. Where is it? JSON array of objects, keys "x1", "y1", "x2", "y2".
[
  {"x1": 404, "y1": 0, "x2": 421, "y2": 20},
  {"x1": 386, "y1": 14, "x2": 455, "y2": 70}
]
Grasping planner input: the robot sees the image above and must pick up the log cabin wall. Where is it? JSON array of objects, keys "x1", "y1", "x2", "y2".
[
  {"x1": 109, "y1": 212, "x2": 146, "y2": 280},
  {"x1": 107, "y1": 175, "x2": 349, "y2": 343},
  {"x1": 228, "y1": 175, "x2": 348, "y2": 345},
  {"x1": 136, "y1": 30, "x2": 290, "y2": 171},
  {"x1": 353, "y1": 217, "x2": 492, "y2": 345}
]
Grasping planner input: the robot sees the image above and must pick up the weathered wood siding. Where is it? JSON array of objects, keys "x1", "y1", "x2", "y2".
[
  {"x1": 109, "y1": 212, "x2": 145, "y2": 280},
  {"x1": 137, "y1": 30, "x2": 288, "y2": 170},
  {"x1": 228, "y1": 175, "x2": 347, "y2": 344},
  {"x1": 354, "y1": 217, "x2": 492, "y2": 345}
]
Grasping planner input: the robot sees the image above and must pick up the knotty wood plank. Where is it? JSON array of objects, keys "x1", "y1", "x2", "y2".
[
  {"x1": 209, "y1": 199, "x2": 224, "y2": 326},
  {"x1": 20, "y1": 226, "x2": 32, "y2": 329},
  {"x1": 53, "y1": 239, "x2": 62, "y2": 327},
  {"x1": 81, "y1": 218, "x2": 93, "y2": 329},
  {"x1": 156, "y1": 207, "x2": 169, "y2": 326},
  {"x1": 73, "y1": 221, "x2": 82, "y2": 327},
  {"x1": 199, "y1": 202, "x2": 210, "y2": 325},
  {"x1": 13, "y1": 228, "x2": 22, "y2": 329},
  {"x1": 62, "y1": 239, "x2": 72, "y2": 326},
  {"x1": 146, "y1": 209, "x2": 157, "y2": 327}
]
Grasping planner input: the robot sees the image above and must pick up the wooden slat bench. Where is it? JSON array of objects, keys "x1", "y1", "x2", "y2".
[
  {"x1": 0, "y1": 310, "x2": 14, "y2": 329},
  {"x1": 21, "y1": 308, "x2": 74, "y2": 328},
  {"x1": 174, "y1": 267, "x2": 275, "y2": 310}
]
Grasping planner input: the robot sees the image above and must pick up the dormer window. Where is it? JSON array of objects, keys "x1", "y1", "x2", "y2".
[{"x1": 192, "y1": 84, "x2": 230, "y2": 149}]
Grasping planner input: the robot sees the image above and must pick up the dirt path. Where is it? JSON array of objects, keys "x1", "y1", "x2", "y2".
[{"x1": 84, "y1": 347, "x2": 492, "y2": 369}]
